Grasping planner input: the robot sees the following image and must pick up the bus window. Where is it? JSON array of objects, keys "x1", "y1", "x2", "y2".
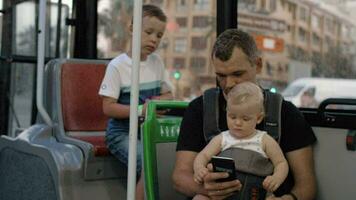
[
  {"x1": 13, "y1": 1, "x2": 36, "y2": 56},
  {"x1": 235, "y1": 0, "x2": 356, "y2": 109},
  {"x1": 281, "y1": 84, "x2": 304, "y2": 98},
  {"x1": 3, "y1": 0, "x2": 73, "y2": 136},
  {"x1": 97, "y1": 0, "x2": 216, "y2": 101}
]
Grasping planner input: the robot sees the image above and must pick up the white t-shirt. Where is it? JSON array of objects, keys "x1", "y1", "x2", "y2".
[{"x1": 98, "y1": 53, "x2": 172, "y2": 102}]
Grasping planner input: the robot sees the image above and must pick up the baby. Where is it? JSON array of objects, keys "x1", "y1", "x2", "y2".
[{"x1": 193, "y1": 82, "x2": 289, "y2": 200}]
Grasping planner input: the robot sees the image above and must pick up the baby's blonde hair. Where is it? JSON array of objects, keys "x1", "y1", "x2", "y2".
[{"x1": 227, "y1": 82, "x2": 264, "y2": 114}]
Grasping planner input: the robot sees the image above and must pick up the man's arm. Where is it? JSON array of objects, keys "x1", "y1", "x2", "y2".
[
  {"x1": 271, "y1": 146, "x2": 316, "y2": 200},
  {"x1": 172, "y1": 151, "x2": 206, "y2": 197}
]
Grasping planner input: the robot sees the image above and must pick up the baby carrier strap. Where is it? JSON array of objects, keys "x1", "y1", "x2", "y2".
[
  {"x1": 263, "y1": 91, "x2": 283, "y2": 143},
  {"x1": 203, "y1": 87, "x2": 283, "y2": 143},
  {"x1": 203, "y1": 88, "x2": 222, "y2": 142}
]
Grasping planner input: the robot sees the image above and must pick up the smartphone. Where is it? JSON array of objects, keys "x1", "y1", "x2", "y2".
[{"x1": 211, "y1": 156, "x2": 236, "y2": 182}]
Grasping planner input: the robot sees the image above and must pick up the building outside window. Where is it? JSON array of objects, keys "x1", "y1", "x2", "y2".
[
  {"x1": 151, "y1": 0, "x2": 163, "y2": 6},
  {"x1": 192, "y1": 16, "x2": 209, "y2": 29},
  {"x1": 191, "y1": 36, "x2": 207, "y2": 50},
  {"x1": 299, "y1": 7, "x2": 308, "y2": 22},
  {"x1": 299, "y1": 28, "x2": 307, "y2": 43},
  {"x1": 325, "y1": 17, "x2": 334, "y2": 34},
  {"x1": 312, "y1": 33, "x2": 320, "y2": 47},
  {"x1": 311, "y1": 14, "x2": 321, "y2": 30},
  {"x1": 174, "y1": 38, "x2": 187, "y2": 53},
  {"x1": 239, "y1": 0, "x2": 256, "y2": 12},
  {"x1": 173, "y1": 57, "x2": 185, "y2": 69},
  {"x1": 193, "y1": 0, "x2": 209, "y2": 11},
  {"x1": 190, "y1": 57, "x2": 206, "y2": 73},
  {"x1": 176, "y1": 17, "x2": 187, "y2": 32},
  {"x1": 270, "y1": 0, "x2": 277, "y2": 12},
  {"x1": 176, "y1": 0, "x2": 187, "y2": 12},
  {"x1": 342, "y1": 25, "x2": 350, "y2": 38}
]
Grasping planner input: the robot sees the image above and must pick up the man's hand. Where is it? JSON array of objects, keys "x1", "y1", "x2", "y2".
[{"x1": 203, "y1": 164, "x2": 241, "y2": 200}]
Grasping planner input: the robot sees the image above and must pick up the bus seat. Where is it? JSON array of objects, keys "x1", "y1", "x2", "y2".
[
  {"x1": 142, "y1": 101, "x2": 188, "y2": 200},
  {"x1": 46, "y1": 59, "x2": 127, "y2": 180}
]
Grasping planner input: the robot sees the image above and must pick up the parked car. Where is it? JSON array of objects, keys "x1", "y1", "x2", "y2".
[{"x1": 282, "y1": 78, "x2": 356, "y2": 108}]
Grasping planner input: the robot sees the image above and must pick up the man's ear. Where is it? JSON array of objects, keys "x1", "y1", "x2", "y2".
[{"x1": 255, "y1": 57, "x2": 262, "y2": 74}]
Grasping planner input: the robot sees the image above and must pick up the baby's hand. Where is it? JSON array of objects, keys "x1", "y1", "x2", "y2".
[
  {"x1": 194, "y1": 167, "x2": 209, "y2": 184},
  {"x1": 262, "y1": 175, "x2": 281, "y2": 192}
]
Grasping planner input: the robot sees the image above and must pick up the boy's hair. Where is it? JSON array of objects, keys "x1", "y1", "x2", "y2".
[
  {"x1": 227, "y1": 82, "x2": 264, "y2": 114},
  {"x1": 141, "y1": 4, "x2": 167, "y2": 22},
  {"x1": 211, "y1": 29, "x2": 259, "y2": 65}
]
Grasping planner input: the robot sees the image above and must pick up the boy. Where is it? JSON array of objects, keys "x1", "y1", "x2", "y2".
[
  {"x1": 193, "y1": 82, "x2": 289, "y2": 200},
  {"x1": 98, "y1": 4, "x2": 173, "y2": 199}
]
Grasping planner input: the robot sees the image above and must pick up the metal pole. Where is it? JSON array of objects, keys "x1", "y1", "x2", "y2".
[
  {"x1": 127, "y1": 0, "x2": 142, "y2": 199},
  {"x1": 37, "y1": 0, "x2": 53, "y2": 126}
]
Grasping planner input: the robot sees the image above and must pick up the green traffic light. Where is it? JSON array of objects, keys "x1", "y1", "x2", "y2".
[
  {"x1": 174, "y1": 71, "x2": 181, "y2": 80},
  {"x1": 270, "y1": 87, "x2": 277, "y2": 93}
]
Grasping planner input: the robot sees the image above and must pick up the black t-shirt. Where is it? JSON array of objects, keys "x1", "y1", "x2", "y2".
[{"x1": 176, "y1": 92, "x2": 317, "y2": 196}]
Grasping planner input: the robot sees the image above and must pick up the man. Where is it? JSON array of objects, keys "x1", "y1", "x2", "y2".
[{"x1": 172, "y1": 29, "x2": 316, "y2": 200}]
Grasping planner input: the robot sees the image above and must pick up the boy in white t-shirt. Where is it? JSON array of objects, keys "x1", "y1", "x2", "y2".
[
  {"x1": 193, "y1": 82, "x2": 288, "y2": 200},
  {"x1": 98, "y1": 4, "x2": 173, "y2": 199}
]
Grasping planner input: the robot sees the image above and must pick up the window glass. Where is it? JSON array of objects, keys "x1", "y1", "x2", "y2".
[
  {"x1": 13, "y1": 1, "x2": 36, "y2": 56},
  {"x1": 97, "y1": 0, "x2": 216, "y2": 100},
  {"x1": 12, "y1": 1, "x2": 71, "y2": 57},
  {"x1": 238, "y1": 0, "x2": 356, "y2": 109},
  {"x1": 8, "y1": 63, "x2": 35, "y2": 136},
  {"x1": 7, "y1": 0, "x2": 73, "y2": 136}
]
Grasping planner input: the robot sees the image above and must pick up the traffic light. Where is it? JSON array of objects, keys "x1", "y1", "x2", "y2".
[
  {"x1": 173, "y1": 70, "x2": 181, "y2": 80},
  {"x1": 270, "y1": 87, "x2": 277, "y2": 93}
]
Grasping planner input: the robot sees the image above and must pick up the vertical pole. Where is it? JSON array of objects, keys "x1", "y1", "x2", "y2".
[
  {"x1": 127, "y1": 0, "x2": 142, "y2": 199},
  {"x1": 216, "y1": 0, "x2": 237, "y2": 36},
  {"x1": 37, "y1": 0, "x2": 53, "y2": 126}
]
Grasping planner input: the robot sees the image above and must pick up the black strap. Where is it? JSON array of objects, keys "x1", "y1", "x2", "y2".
[
  {"x1": 263, "y1": 91, "x2": 283, "y2": 143},
  {"x1": 203, "y1": 88, "x2": 283, "y2": 143},
  {"x1": 203, "y1": 88, "x2": 221, "y2": 142}
]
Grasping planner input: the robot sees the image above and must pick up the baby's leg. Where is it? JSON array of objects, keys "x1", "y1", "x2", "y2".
[{"x1": 192, "y1": 194, "x2": 210, "y2": 200}]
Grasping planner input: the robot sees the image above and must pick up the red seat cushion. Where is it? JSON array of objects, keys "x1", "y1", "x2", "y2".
[
  {"x1": 61, "y1": 61, "x2": 110, "y2": 156},
  {"x1": 61, "y1": 62, "x2": 108, "y2": 131}
]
